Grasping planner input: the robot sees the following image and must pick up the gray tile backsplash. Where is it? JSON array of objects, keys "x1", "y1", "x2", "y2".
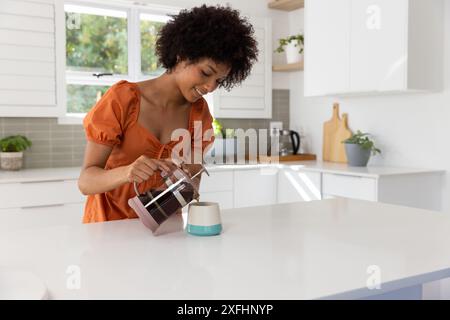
[
  {"x1": 0, "y1": 90, "x2": 289, "y2": 169},
  {"x1": 0, "y1": 118, "x2": 86, "y2": 169}
]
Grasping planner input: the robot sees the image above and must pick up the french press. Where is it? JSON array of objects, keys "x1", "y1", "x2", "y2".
[{"x1": 128, "y1": 163, "x2": 209, "y2": 233}]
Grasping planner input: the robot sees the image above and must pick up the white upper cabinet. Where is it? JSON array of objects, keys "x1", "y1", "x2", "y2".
[
  {"x1": 349, "y1": 0, "x2": 408, "y2": 92},
  {"x1": 0, "y1": 0, "x2": 66, "y2": 117},
  {"x1": 213, "y1": 17, "x2": 272, "y2": 118},
  {"x1": 304, "y1": 0, "x2": 443, "y2": 96},
  {"x1": 304, "y1": 0, "x2": 351, "y2": 96}
]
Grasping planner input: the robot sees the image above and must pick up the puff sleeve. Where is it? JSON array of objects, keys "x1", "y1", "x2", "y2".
[{"x1": 83, "y1": 81, "x2": 136, "y2": 147}]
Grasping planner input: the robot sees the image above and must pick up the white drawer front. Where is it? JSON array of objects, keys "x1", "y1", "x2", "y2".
[
  {"x1": 199, "y1": 191, "x2": 233, "y2": 209},
  {"x1": 0, "y1": 202, "x2": 84, "y2": 231},
  {"x1": 322, "y1": 173, "x2": 377, "y2": 201},
  {"x1": 234, "y1": 169, "x2": 277, "y2": 208},
  {"x1": 278, "y1": 170, "x2": 322, "y2": 203},
  {"x1": 0, "y1": 207, "x2": 22, "y2": 215},
  {"x1": 0, "y1": 179, "x2": 85, "y2": 209},
  {"x1": 199, "y1": 171, "x2": 233, "y2": 193}
]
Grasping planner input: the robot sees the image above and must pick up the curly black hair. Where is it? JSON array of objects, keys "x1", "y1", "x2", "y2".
[{"x1": 156, "y1": 5, "x2": 259, "y2": 90}]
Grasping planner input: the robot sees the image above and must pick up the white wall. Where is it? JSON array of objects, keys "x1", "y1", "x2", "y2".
[{"x1": 288, "y1": 5, "x2": 449, "y2": 214}]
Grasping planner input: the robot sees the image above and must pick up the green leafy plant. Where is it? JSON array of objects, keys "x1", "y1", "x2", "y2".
[
  {"x1": 342, "y1": 130, "x2": 381, "y2": 155},
  {"x1": 212, "y1": 118, "x2": 225, "y2": 138},
  {"x1": 0, "y1": 135, "x2": 32, "y2": 152},
  {"x1": 275, "y1": 34, "x2": 304, "y2": 54}
]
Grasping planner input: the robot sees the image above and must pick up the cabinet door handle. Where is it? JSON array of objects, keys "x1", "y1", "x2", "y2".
[
  {"x1": 20, "y1": 179, "x2": 66, "y2": 184},
  {"x1": 21, "y1": 203, "x2": 65, "y2": 209},
  {"x1": 328, "y1": 173, "x2": 364, "y2": 179}
]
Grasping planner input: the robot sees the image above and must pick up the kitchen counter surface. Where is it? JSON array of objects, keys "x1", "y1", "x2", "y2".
[
  {"x1": 1, "y1": 198, "x2": 450, "y2": 299},
  {"x1": 280, "y1": 161, "x2": 445, "y2": 178},
  {"x1": 0, "y1": 161, "x2": 444, "y2": 184},
  {"x1": 0, "y1": 166, "x2": 82, "y2": 184}
]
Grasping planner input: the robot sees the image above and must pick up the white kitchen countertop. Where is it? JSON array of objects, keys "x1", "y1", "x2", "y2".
[
  {"x1": 1, "y1": 198, "x2": 450, "y2": 299},
  {"x1": 0, "y1": 166, "x2": 82, "y2": 184},
  {"x1": 282, "y1": 161, "x2": 445, "y2": 178},
  {"x1": 0, "y1": 161, "x2": 444, "y2": 184}
]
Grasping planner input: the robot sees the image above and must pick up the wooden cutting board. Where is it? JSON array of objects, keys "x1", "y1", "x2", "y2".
[
  {"x1": 322, "y1": 103, "x2": 341, "y2": 161},
  {"x1": 331, "y1": 113, "x2": 352, "y2": 162}
]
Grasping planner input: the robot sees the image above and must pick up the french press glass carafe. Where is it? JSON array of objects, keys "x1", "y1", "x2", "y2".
[{"x1": 128, "y1": 163, "x2": 209, "y2": 232}]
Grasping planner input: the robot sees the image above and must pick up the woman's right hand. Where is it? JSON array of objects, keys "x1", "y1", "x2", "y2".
[{"x1": 123, "y1": 155, "x2": 177, "y2": 184}]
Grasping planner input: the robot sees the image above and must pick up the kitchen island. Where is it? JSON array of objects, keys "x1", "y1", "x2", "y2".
[{"x1": 1, "y1": 198, "x2": 450, "y2": 299}]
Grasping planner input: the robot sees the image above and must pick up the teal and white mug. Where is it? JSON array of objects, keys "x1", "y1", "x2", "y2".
[{"x1": 186, "y1": 202, "x2": 222, "y2": 236}]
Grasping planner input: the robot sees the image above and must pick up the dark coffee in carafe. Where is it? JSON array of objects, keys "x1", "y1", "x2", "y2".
[{"x1": 128, "y1": 165, "x2": 208, "y2": 233}]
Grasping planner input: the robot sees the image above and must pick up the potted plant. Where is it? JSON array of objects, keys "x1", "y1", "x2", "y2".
[
  {"x1": 275, "y1": 33, "x2": 304, "y2": 64},
  {"x1": 0, "y1": 135, "x2": 32, "y2": 170},
  {"x1": 212, "y1": 118, "x2": 224, "y2": 138},
  {"x1": 342, "y1": 130, "x2": 381, "y2": 167},
  {"x1": 209, "y1": 119, "x2": 236, "y2": 163}
]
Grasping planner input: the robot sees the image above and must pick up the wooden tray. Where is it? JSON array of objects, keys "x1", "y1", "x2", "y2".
[{"x1": 251, "y1": 153, "x2": 316, "y2": 162}]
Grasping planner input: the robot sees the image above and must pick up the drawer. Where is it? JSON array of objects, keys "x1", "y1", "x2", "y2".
[
  {"x1": 0, "y1": 202, "x2": 84, "y2": 231},
  {"x1": 322, "y1": 173, "x2": 377, "y2": 201},
  {"x1": 199, "y1": 170, "x2": 233, "y2": 193},
  {"x1": 278, "y1": 169, "x2": 322, "y2": 203},
  {"x1": 234, "y1": 169, "x2": 277, "y2": 208},
  {"x1": 0, "y1": 207, "x2": 22, "y2": 215},
  {"x1": 0, "y1": 179, "x2": 85, "y2": 209}
]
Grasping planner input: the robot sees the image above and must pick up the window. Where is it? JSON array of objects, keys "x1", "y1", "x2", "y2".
[
  {"x1": 63, "y1": 1, "x2": 175, "y2": 121},
  {"x1": 140, "y1": 13, "x2": 166, "y2": 77}
]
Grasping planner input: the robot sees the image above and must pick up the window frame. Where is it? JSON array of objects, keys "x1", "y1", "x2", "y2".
[{"x1": 59, "y1": 0, "x2": 180, "y2": 124}]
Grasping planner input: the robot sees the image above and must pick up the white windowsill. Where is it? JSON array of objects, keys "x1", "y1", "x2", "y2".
[{"x1": 57, "y1": 113, "x2": 86, "y2": 125}]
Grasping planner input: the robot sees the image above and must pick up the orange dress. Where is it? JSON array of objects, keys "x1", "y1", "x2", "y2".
[{"x1": 82, "y1": 80, "x2": 215, "y2": 223}]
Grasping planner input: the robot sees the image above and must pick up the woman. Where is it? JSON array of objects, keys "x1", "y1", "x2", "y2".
[{"x1": 78, "y1": 5, "x2": 258, "y2": 223}]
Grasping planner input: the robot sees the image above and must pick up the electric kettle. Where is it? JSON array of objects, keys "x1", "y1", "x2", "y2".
[{"x1": 279, "y1": 129, "x2": 301, "y2": 156}]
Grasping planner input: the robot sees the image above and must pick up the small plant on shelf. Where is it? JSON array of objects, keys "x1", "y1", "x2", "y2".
[
  {"x1": 0, "y1": 135, "x2": 32, "y2": 152},
  {"x1": 275, "y1": 34, "x2": 304, "y2": 54},
  {"x1": 0, "y1": 135, "x2": 32, "y2": 170},
  {"x1": 275, "y1": 33, "x2": 304, "y2": 64}
]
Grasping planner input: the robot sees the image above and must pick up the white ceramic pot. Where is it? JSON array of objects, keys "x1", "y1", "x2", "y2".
[
  {"x1": 285, "y1": 41, "x2": 303, "y2": 64},
  {"x1": 186, "y1": 202, "x2": 222, "y2": 236},
  {"x1": 0, "y1": 151, "x2": 24, "y2": 170}
]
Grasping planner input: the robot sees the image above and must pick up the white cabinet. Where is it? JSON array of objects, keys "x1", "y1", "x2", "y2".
[
  {"x1": 198, "y1": 171, "x2": 234, "y2": 209},
  {"x1": 0, "y1": 177, "x2": 85, "y2": 230},
  {"x1": 213, "y1": 17, "x2": 272, "y2": 118},
  {"x1": 321, "y1": 171, "x2": 443, "y2": 211},
  {"x1": 233, "y1": 169, "x2": 277, "y2": 208},
  {"x1": 304, "y1": 0, "x2": 443, "y2": 96},
  {"x1": 278, "y1": 169, "x2": 321, "y2": 203},
  {"x1": 322, "y1": 173, "x2": 377, "y2": 201},
  {"x1": 200, "y1": 165, "x2": 442, "y2": 211},
  {"x1": 0, "y1": 179, "x2": 85, "y2": 209},
  {"x1": 304, "y1": 0, "x2": 351, "y2": 96},
  {"x1": 0, "y1": 178, "x2": 85, "y2": 227},
  {"x1": 349, "y1": 0, "x2": 408, "y2": 92},
  {"x1": 198, "y1": 191, "x2": 234, "y2": 210},
  {"x1": 0, "y1": 202, "x2": 84, "y2": 231},
  {"x1": 0, "y1": 0, "x2": 66, "y2": 117}
]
